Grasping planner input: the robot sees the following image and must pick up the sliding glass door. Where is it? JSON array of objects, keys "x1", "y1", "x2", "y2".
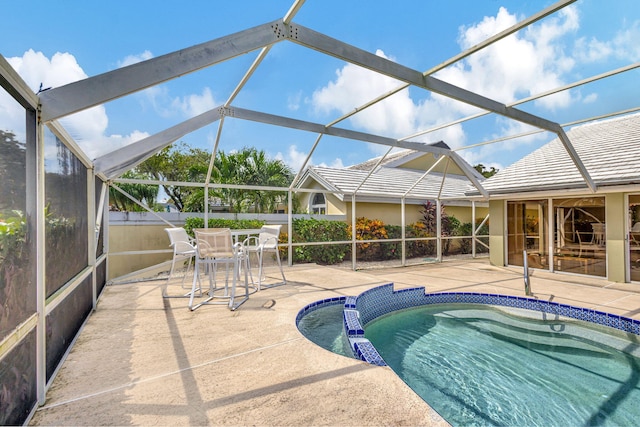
[
  {"x1": 629, "y1": 194, "x2": 640, "y2": 282},
  {"x1": 507, "y1": 200, "x2": 548, "y2": 269},
  {"x1": 553, "y1": 197, "x2": 605, "y2": 277}
]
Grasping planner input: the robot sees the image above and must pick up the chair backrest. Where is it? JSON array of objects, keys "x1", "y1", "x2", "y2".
[
  {"x1": 193, "y1": 228, "x2": 235, "y2": 258},
  {"x1": 165, "y1": 227, "x2": 195, "y2": 253},
  {"x1": 259, "y1": 225, "x2": 282, "y2": 249}
]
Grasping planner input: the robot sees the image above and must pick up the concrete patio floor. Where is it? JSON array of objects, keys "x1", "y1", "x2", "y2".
[{"x1": 29, "y1": 259, "x2": 640, "y2": 426}]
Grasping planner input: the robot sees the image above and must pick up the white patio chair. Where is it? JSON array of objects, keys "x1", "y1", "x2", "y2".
[
  {"x1": 591, "y1": 222, "x2": 606, "y2": 246},
  {"x1": 188, "y1": 228, "x2": 250, "y2": 311},
  {"x1": 631, "y1": 222, "x2": 640, "y2": 246},
  {"x1": 243, "y1": 224, "x2": 286, "y2": 291},
  {"x1": 163, "y1": 227, "x2": 199, "y2": 298}
]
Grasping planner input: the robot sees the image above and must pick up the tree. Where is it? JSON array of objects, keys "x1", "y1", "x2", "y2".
[
  {"x1": 136, "y1": 142, "x2": 210, "y2": 211},
  {"x1": 474, "y1": 163, "x2": 498, "y2": 178},
  {"x1": 109, "y1": 171, "x2": 159, "y2": 211},
  {"x1": 209, "y1": 147, "x2": 293, "y2": 213},
  {"x1": 0, "y1": 130, "x2": 26, "y2": 212},
  {"x1": 138, "y1": 144, "x2": 294, "y2": 213}
]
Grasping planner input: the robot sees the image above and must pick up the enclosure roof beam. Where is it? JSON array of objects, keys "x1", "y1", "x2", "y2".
[
  {"x1": 447, "y1": 152, "x2": 489, "y2": 198},
  {"x1": 39, "y1": 20, "x2": 285, "y2": 122},
  {"x1": 323, "y1": 0, "x2": 577, "y2": 129},
  {"x1": 227, "y1": 105, "x2": 490, "y2": 198},
  {"x1": 95, "y1": 103, "x2": 454, "y2": 180},
  {"x1": 94, "y1": 107, "x2": 223, "y2": 179},
  {"x1": 286, "y1": 21, "x2": 595, "y2": 192},
  {"x1": 401, "y1": 61, "x2": 640, "y2": 142},
  {"x1": 0, "y1": 55, "x2": 38, "y2": 109},
  {"x1": 224, "y1": 106, "x2": 449, "y2": 154},
  {"x1": 288, "y1": 22, "x2": 562, "y2": 133}
]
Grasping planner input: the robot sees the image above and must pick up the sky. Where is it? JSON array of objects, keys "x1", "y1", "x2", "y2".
[{"x1": 2, "y1": 0, "x2": 639, "y2": 174}]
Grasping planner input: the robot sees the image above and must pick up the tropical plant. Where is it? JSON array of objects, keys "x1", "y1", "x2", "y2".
[
  {"x1": 458, "y1": 221, "x2": 490, "y2": 254},
  {"x1": 474, "y1": 163, "x2": 499, "y2": 178},
  {"x1": 349, "y1": 217, "x2": 397, "y2": 261},
  {"x1": 109, "y1": 171, "x2": 159, "y2": 211},
  {"x1": 183, "y1": 217, "x2": 265, "y2": 236},
  {"x1": 136, "y1": 141, "x2": 210, "y2": 211},
  {"x1": 210, "y1": 147, "x2": 293, "y2": 213},
  {"x1": 0, "y1": 130, "x2": 26, "y2": 211},
  {"x1": 286, "y1": 218, "x2": 350, "y2": 265}
]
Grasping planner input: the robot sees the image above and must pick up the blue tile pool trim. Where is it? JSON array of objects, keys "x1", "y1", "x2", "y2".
[
  {"x1": 295, "y1": 296, "x2": 347, "y2": 326},
  {"x1": 350, "y1": 284, "x2": 640, "y2": 365},
  {"x1": 296, "y1": 285, "x2": 640, "y2": 366}
]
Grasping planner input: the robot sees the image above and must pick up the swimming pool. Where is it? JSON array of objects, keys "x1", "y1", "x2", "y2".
[
  {"x1": 367, "y1": 303, "x2": 640, "y2": 426},
  {"x1": 296, "y1": 285, "x2": 640, "y2": 426},
  {"x1": 295, "y1": 297, "x2": 352, "y2": 357}
]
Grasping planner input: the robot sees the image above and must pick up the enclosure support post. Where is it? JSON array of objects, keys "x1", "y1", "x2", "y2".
[
  {"x1": 351, "y1": 194, "x2": 357, "y2": 271},
  {"x1": 524, "y1": 250, "x2": 532, "y2": 296},
  {"x1": 401, "y1": 197, "x2": 406, "y2": 266},
  {"x1": 287, "y1": 190, "x2": 293, "y2": 267},
  {"x1": 472, "y1": 201, "x2": 477, "y2": 258},
  {"x1": 88, "y1": 169, "x2": 96, "y2": 309},
  {"x1": 436, "y1": 199, "x2": 442, "y2": 262},
  {"x1": 34, "y1": 110, "x2": 46, "y2": 405}
]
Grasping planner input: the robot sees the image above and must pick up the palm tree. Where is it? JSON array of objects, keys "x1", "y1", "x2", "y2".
[
  {"x1": 109, "y1": 171, "x2": 159, "y2": 211},
  {"x1": 211, "y1": 147, "x2": 293, "y2": 213}
]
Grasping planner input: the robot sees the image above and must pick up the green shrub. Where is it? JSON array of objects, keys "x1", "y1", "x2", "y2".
[
  {"x1": 0, "y1": 209, "x2": 30, "y2": 336},
  {"x1": 458, "y1": 221, "x2": 490, "y2": 254},
  {"x1": 349, "y1": 217, "x2": 395, "y2": 261},
  {"x1": 184, "y1": 217, "x2": 265, "y2": 236},
  {"x1": 286, "y1": 218, "x2": 349, "y2": 265},
  {"x1": 405, "y1": 222, "x2": 435, "y2": 258}
]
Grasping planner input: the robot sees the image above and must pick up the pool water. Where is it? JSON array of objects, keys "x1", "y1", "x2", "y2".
[
  {"x1": 297, "y1": 303, "x2": 352, "y2": 357},
  {"x1": 365, "y1": 304, "x2": 640, "y2": 427}
]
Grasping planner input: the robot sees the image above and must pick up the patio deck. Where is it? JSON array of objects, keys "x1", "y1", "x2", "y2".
[{"x1": 29, "y1": 259, "x2": 640, "y2": 426}]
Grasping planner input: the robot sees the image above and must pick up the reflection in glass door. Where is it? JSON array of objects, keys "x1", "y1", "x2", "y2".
[
  {"x1": 507, "y1": 200, "x2": 548, "y2": 269},
  {"x1": 629, "y1": 195, "x2": 640, "y2": 282},
  {"x1": 553, "y1": 197, "x2": 606, "y2": 277}
]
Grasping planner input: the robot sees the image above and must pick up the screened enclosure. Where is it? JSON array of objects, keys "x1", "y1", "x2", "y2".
[{"x1": 2, "y1": 0, "x2": 639, "y2": 424}]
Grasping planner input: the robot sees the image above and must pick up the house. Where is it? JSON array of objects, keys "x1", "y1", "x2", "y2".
[
  {"x1": 296, "y1": 143, "x2": 489, "y2": 227},
  {"x1": 473, "y1": 112, "x2": 640, "y2": 283}
]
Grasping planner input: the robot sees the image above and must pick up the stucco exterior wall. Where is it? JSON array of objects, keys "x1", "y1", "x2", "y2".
[
  {"x1": 400, "y1": 154, "x2": 466, "y2": 175},
  {"x1": 108, "y1": 224, "x2": 173, "y2": 280},
  {"x1": 606, "y1": 193, "x2": 626, "y2": 282},
  {"x1": 489, "y1": 199, "x2": 506, "y2": 267},
  {"x1": 297, "y1": 186, "x2": 344, "y2": 215}
]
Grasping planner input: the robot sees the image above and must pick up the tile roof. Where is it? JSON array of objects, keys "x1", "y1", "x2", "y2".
[
  {"x1": 347, "y1": 143, "x2": 451, "y2": 171},
  {"x1": 302, "y1": 165, "x2": 477, "y2": 203},
  {"x1": 477, "y1": 112, "x2": 640, "y2": 195}
]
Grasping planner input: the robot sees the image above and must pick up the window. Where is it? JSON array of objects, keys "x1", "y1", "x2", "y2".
[
  {"x1": 553, "y1": 197, "x2": 605, "y2": 277},
  {"x1": 310, "y1": 193, "x2": 326, "y2": 214}
]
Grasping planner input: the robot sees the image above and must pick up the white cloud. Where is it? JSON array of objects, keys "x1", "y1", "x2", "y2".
[
  {"x1": 582, "y1": 93, "x2": 598, "y2": 104},
  {"x1": 3, "y1": 49, "x2": 218, "y2": 159},
  {"x1": 275, "y1": 144, "x2": 308, "y2": 172},
  {"x1": 274, "y1": 144, "x2": 345, "y2": 171},
  {"x1": 574, "y1": 37, "x2": 613, "y2": 62},
  {"x1": 613, "y1": 20, "x2": 640, "y2": 61},
  {"x1": 309, "y1": 5, "x2": 586, "y2": 166},
  {"x1": 171, "y1": 87, "x2": 217, "y2": 117},
  {"x1": 317, "y1": 157, "x2": 345, "y2": 168},
  {"x1": 445, "y1": 6, "x2": 579, "y2": 110},
  {"x1": 573, "y1": 19, "x2": 640, "y2": 63},
  {"x1": 9, "y1": 49, "x2": 85, "y2": 89},
  {"x1": 2, "y1": 50, "x2": 152, "y2": 159},
  {"x1": 287, "y1": 90, "x2": 303, "y2": 111},
  {"x1": 313, "y1": 49, "x2": 416, "y2": 138},
  {"x1": 117, "y1": 50, "x2": 153, "y2": 68}
]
